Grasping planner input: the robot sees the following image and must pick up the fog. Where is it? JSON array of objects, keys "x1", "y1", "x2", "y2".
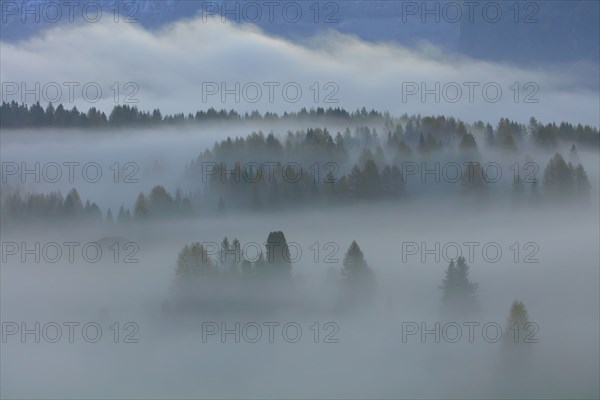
[
  {"x1": 1, "y1": 200, "x2": 598, "y2": 398},
  {"x1": 1, "y1": 118, "x2": 599, "y2": 398},
  {"x1": 2, "y1": 121, "x2": 599, "y2": 213},
  {"x1": 1, "y1": 5, "x2": 600, "y2": 400}
]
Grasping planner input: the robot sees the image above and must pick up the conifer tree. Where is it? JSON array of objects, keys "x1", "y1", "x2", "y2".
[
  {"x1": 134, "y1": 193, "x2": 149, "y2": 221},
  {"x1": 265, "y1": 231, "x2": 292, "y2": 276},
  {"x1": 439, "y1": 256, "x2": 478, "y2": 316},
  {"x1": 176, "y1": 242, "x2": 216, "y2": 279},
  {"x1": 340, "y1": 241, "x2": 376, "y2": 300}
]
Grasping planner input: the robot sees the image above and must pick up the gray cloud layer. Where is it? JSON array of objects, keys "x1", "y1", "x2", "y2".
[{"x1": 1, "y1": 16, "x2": 598, "y2": 126}]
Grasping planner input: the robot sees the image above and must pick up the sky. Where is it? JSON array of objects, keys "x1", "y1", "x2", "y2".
[{"x1": 1, "y1": 15, "x2": 599, "y2": 127}]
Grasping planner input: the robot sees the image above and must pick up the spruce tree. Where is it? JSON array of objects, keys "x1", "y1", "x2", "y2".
[
  {"x1": 340, "y1": 241, "x2": 376, "y2": 300},
  {"x1": 459, "y1": 133, "x2": 478, "y2": 151},
  {"x1": 439, "y1": 256, "x2": 478, "y2": 316},
  {"x1": 265, "y1": 231, "x2": 292, "y2": 276},
  {"x1": 543, "y1": 153, "x2": 575, "y2": 196},
  {"x1": 134, "y1": 193, "x2": 149, "y2": 221},
  {"x1": 574, "y1": 164, "x2": 591, "y2": 196},
  {"x1": 503, "y1": 301, "x2": 534, "y2": 346},
  {"x1": 63, "y1": 189, "x2": 83, "y2": 219},
  {"x1": 498, "y1": 300, "x2": 535, "y2": 391}
]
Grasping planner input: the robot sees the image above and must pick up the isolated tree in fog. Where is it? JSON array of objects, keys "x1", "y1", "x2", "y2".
[
  {"x1": 503, "y1": 300, "x2": 535, "y2": 346},
  {"x1": 176, "y1": 242, "x2": 216, "y2": 279},
  {"x1": 341, "y1": 241, "x2": 376, "y2": 298},
  {"x1": 498, "y1": 300, "x2": 535, "y2": 390},
  {"x1": 265, "y1": 231, "x2": 292, "y2": 275},
  {"x1": 439, "y1": 256, "x2": 478, "y2": 315}
]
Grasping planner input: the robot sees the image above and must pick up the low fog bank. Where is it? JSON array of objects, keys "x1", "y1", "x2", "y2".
[
  {"x1": 1, "y1": 112, "x2": 598, "y2": 399},
  {"x1": 1, "y1": 200, "x2": 598, "y2": 399},
  {"x1": 2, "y1": 118, "x2": 598, "y2": 218}
]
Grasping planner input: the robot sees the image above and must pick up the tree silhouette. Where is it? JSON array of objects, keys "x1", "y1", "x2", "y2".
[
  {"x1": 543, "y1": 153, "x2": 574, "y2": 196},
  {"x1": 439, "y1": 256, "x2": 478, "y2": 316},
  {"x1": 133, "y1": 193, "x2": 149, "y2": 221},
  {"x1": 498, "y1": 301, "x2": 535, "y2": 393},
  {"x1": 459, "y1": 132, "x2": 478, "y2": 151},
  {"x1": 176, "y1": 242, "x2": 216, "y2": 280},
  {"x1": 340, "y1": 241, "x2": 376, "y2": 301},
  {"x1": 265, "y1": 231, "x2": 292, "y2": 277},
  {"x1": 63, "y1": 189, "x2": 83, "y2": 219},
  {"x1": 148, "y1": 185, "x2": 174, "y2": 216},
  {"x1": 574, "y1": 164, "x2": 591, "y2": 196},
  {"x1": 503, "y1": 301, "x2": 534, "y2": 346}
]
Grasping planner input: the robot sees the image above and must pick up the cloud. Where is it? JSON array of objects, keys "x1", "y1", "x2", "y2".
[{"x1": 1, "y1": 16, "x2": 598, "y2": 126}]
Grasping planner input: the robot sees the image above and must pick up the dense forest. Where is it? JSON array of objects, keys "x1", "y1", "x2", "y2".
[
  {"x1": 1, "y1": 104, "x2": 595, "y2": 226},
  {"x1": 1, "y1": 102, "x2": 599, "y2": 147}
]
